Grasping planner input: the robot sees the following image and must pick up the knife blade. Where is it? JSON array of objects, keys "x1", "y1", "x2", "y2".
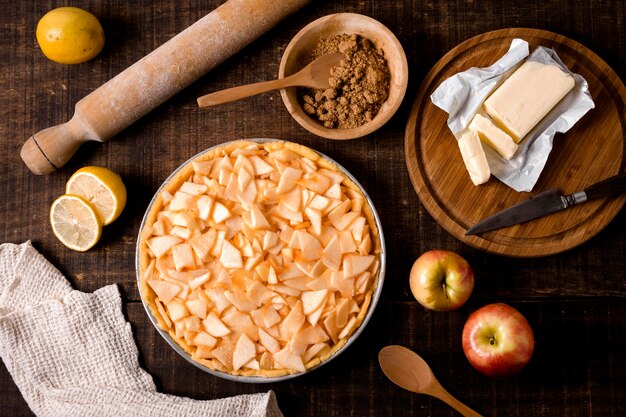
[{"x1": 466, "y1": 172, "x2": 626, "y2": 236}]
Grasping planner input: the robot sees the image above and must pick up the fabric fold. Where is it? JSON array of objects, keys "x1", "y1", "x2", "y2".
[{"x1": 0, "y1": 241, "x2": 283, "y2": 417}]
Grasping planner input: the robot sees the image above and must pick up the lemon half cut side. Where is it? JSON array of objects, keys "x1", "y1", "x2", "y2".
[
  {"x1": 50, "y1": 194, "x2": 102, "y2": 252},
  {"x1": 66, "y1": 166, "x2": 127, "y2": 226}
]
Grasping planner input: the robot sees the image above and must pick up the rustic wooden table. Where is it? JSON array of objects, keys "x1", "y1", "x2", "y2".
[{"x1": 1, "y1": 1, "x2": 625, "y2": 416}]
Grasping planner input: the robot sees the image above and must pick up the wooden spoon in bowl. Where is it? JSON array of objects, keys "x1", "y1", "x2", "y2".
[
  {"x1": 378, "y1": 345, "x2": 483, "y2": 417},
  {"x1": 197, "y1": 52, "x2": 343, "y2": 108}
]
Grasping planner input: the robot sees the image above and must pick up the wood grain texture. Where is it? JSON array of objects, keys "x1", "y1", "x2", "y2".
[
  {"x1": 1, "y1": 1, "x2": 626, "y2": 416},
  {"x1": 405, "y1": 28, "x2": 626, "y2": 257}
]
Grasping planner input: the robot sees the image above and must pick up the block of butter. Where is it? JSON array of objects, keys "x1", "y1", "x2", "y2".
[
  {"x1": 457, "y1": 129, "x2": 490, "y2": 185},
  {"x1": 484, "y1": 60, "x2": 576, "y2": 142},
  {"x1": 469, "y1": 113, "x2": 518, "y2": 160}
]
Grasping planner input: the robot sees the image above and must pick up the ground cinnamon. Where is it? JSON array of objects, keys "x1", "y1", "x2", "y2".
[{"x1": 301, "y1": 34, "x2": 391, "y2": 129}]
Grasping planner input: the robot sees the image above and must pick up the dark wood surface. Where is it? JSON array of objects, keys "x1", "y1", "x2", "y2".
[{"x1": 1, "y1": 1, "x2": 625, "y2": 416}]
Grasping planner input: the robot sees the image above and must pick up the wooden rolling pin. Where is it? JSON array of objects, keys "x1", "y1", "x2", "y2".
[{"x1": 21, "y1": 0, "x2": 310, "y2": 175}]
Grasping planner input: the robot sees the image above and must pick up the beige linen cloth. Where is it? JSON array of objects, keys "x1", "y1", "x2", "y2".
[{"x1": 0, "y1": 242, "x2": 283, "y2": 417}]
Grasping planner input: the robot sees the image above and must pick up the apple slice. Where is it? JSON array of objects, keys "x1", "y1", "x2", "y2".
[
  {"x1": 294, "y1": 324, "x2": 329, "y2": 345},
  {"x1": 262, "y1": 231, "x2": 280, "y2": 251},
  {"x1": 283, "y1": 277, "x2": 312, "y2": 291},
  {"x1": 246, "y1": 280, "x2": 275, "y2": 306},
  {"x1": 219, "y1": 240, "x2": 243, "y2": 269},
  {"x1": 250, "y1": 205, "x2": 271, "y2": 230},
  {"x1": 323, "y1": 311, "x2": 340, "y2": 343},
  {"x1": 171, "y1": 243, "x2": 196, "y2": 271},
  {"x1": 166, "y1": 299, "x2": 189, "y2": 322},
  {"x1": 308, "y1": 194, "x2": 330, "y2": 212},
  {"x1": 343, "y1": 254, "x2": 375, "y2": 278},
  {"x1": 269, "y1": 148, "x2": 299, "y2": 162},
  {"x1": 358, "y1": 233, "x2": 372, "y2": 255},
  {"x1": 275, "y1": 205, "x2": 303, "y2": 223},
  {"x1": 170, "y1": 226, "x2": 192, "y2": 240},
  {"x1": 249, "y1": 155, "x2": 274, "y2": 176},
  {"x1": 222, "y1": 290, "x2": 255, "y2": 313},
  {"x1": 298, "y1": 172, "x2": 331, "y2": 194},
  {"x1": 303, "y1": 343, "x2": 330, "y2": 363},
  {"x1": 189, "y1": 271, "x2": 211, "y2": 291},
  {"x1": 331, "y1": 212, "x2": 359, "y2": 231},
  {"x1": 276, "y1": 167, "x2": 302, "y2": 194},
  {"x1": 280, "y1": 187, "x2": 301, "y2": 213},
  {"x1": 151, "y1": 219, "x2": 166, "y2": 236},
  {"x1": 236, "y1": 179, "x2": 257, "y2": 207},
  {"x1": 186, "y1": 297, "x2": 208, "y2": 319},
  {"x1": 212, "y1": 341, "x2": 234, "y2": 370},
  {"x1": 212, "y1": 202, "x2": 232, "y2": 224},
  {"x1": 155, "y1": 300, "x2": 172, "y2": 328},
  {"x1": 273, "y1": 347, "x2": 306, "y2": 372},
  {"x1": 258, "y1": 328, "x2": 281, "y2": 353},
  {"x1": 237, "y1": 164, "x2": 253, "y2": 191},
  {"x1": 147, "y1": 235, "x2": 182, "y2": 258},
  {"x1": 148, "y1": 279, "x2": 181, "y2": 305},
  {"x1": 301, "y1": 289, "x2": 329, "y2": 315},
  {"x1": 173, "y1": 212, "x2": 198, "y2": 230},
  {"x1": 180, "y1": 181, "x2": 207, "y2": 196},
  {"x1": 324, "y1": 183, "x2": 342, "y2": 200},
  {"x1": 288, "y1": 335, "x2": 308, "y2": 356},
  {"x1": 319, "y1": 168, "x2": 344, "y2": 185},
  {"x1": 192, "y1": 160, "x2": 213, "y2": 175},
  {"x1": 210, "y1": 230, "x2": 226, "y2": 257},
  {"x1": 306, "y1": 299, "x2": 326, "y2": 326},
  {"x1": 183, "y1": 315, "x2": 202, "y2": 332},
  {"x1": 355, "y1": 271, "x2": 371, "y2": 295},
  {"x1": 298, "y1": 231, "x2": 323, "y2": 261},
  {"x1": 330, "y1": 272, "x2": 354, "y2": 298},
  {"x1": 321, "y1": 236, "x2": 342, "y2": 271},
  {"x1": 305, "y1": 207, "x2": 322, "y2": 235},
  {"x1": 160, "y1": 190, "x2": 173, "y2": 205},
  {"x1": 338, "y1": 230, "x2": 357, "y2": 254},
  {"x1": 233, "y1": 153, "x2": 254, "y2": 174},
  {"x1": 168, "y1": 191, "x2": 196, "y2": 211},
  {"x1": 259, "y1": 352, "x2": 274, "y2": 370},
  {"x1": 197, "y1": 195, "x2": 215, "y2": 221},
  {"x1": 194, "y1": 331, "x2": 217, "y2": 348},
  {"x1": 282, "y1": 300, "x2": 305, "y2": 334},
  {"x1": 202, "y1": 312, "x2": 231, "y2": 337},
  {"x1": 232, "y1": 333, "x2": 256, "y2": 371},
  {"x1": 337, "y1": 315, "x2": 358, "y2": 340},
  {"x1": 270, "y1": 284, "x2": 301, "y2": 297},
  {"x1": 260, "y1": 305, "x2": 282, "y2": 328},
  {"x1": 280, "y1": 263, "x2": 306, "y2": 281}
]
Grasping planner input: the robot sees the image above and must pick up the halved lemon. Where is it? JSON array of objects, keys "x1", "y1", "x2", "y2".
[
  {"x1": 66, "y1": 166, "x2": 127, "y2": 226},
  {"x1": 50, "y1": 194, "x2": 102, "y2": 252}
]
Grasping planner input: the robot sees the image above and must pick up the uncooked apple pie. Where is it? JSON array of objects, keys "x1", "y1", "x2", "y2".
[{"x1": 138, "y1": 140, "x2": 382, "y2": 377}]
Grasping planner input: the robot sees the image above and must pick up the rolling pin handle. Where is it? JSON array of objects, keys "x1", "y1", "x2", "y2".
[{"x1": 20, "y1": 117, "x2": 90, "y2": 175}]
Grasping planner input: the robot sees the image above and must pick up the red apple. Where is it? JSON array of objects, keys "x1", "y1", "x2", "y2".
[
  {"x1": 409, "y1": 250, "x2": 474, "y2": 311},
  {"x1": 462, "y1": 303, "x2": 534, "y2": 378}
]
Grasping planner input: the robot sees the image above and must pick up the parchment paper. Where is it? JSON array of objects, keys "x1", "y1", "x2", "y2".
[{"x1": 431, "y1": 39, "x2": 595, "y2": 192}]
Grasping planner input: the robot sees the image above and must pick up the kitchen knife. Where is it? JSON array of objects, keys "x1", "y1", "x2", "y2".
[{"x1": 466, "y1": 172, "x2": 626, "y2": 235}]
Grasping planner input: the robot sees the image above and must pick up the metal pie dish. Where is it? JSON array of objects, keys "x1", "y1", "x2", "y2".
[{"x1": 136, "y1": 139, "x2": 386, "y2": 382}]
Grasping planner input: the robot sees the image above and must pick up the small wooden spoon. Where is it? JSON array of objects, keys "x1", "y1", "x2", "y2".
[
  {"x1": 197, "y1": 52, "x2": 343, "y2": 108},
  {"x1": 378, "y1": 345, "x2": 483, "y2": 417}
]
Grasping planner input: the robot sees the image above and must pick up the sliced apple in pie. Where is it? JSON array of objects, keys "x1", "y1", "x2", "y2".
[{"x1": 138, "y1": 140, "x2": 382, "y2": 377}]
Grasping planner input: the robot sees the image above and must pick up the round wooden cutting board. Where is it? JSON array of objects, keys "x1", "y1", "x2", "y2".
[{"x1": 405, "y1": 28, "x2": 626, "y2": 257}]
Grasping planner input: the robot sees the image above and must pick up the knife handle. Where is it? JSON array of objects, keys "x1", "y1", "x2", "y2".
[{"x1": 583, "y1": 172, "x2": 626, "y2": 201}]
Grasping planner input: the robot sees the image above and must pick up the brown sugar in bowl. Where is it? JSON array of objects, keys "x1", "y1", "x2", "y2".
[{"x1": 279, "y1": 13, "x2": 409, "y2": 140}]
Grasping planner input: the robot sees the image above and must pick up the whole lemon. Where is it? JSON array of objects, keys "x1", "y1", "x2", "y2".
[{"x1": 36, "y1": 7, "x2": 105, "y2": 64}]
